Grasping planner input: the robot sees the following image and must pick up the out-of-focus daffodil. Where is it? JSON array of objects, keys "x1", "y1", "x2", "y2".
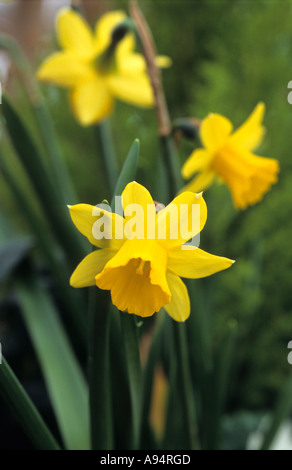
[
  {"x1": 68, "y1": 181, "x2": 234, "y2": 321},
  {"x1": 181, "y1": 103, "x2": 279, "y2": 209},
  {"x1": 37, "y1": 8, "x2": 170, "y2": 126}
]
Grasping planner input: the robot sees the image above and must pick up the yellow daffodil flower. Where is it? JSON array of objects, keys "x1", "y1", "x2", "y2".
[
  {"x1": 68, "y1": 181, "x2": 234, "y2": 321},
  {"x1": 181, "y1": 103, "x2": 279, "y2": 209},
  {"x1": 37, "y1": 8, "x2": 170, "y2": 126}
]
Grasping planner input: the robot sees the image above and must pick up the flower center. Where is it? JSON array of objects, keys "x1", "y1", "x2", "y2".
[
  {"x1": 94, "y1": 23, "x2": 128, "y2": 75},
  {"x1": 133, "y1": 258, "x2": 151, "y2": 277}
]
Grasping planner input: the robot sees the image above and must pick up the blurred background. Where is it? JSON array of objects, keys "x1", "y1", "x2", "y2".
[{"x1": 1, "y1": 0, "x2": 292, "y2": 450}]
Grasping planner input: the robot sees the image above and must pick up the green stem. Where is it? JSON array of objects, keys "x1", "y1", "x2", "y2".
[
  {"x1": 95, "y1": 121, "x2": 119, "y2": 195},
  {"x1": 139, "y1": 314, "x2": 165, "y2": 448},
  {"x1": 159, "y1": 135, "x2": 183, "y2": 198},
  {"x1": 161, "y1": 133, "x2": 199, "y2": 449},
  {"x1": 0, "y1": 356, "x2": 61, "y2": 450},
  {"x1": 172, "y1": 321, "x2": 199, "y2": 450},
  {"x1": 121, "y1": 313, "x2": 142, "y2": 449},
  {"x1": 88, "y1": 288, "x2": 113, "y2": 450}
]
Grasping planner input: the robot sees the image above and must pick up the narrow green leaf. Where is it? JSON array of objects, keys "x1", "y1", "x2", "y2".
[
  {"x1": 0, "y1": 356, "x2": 61, "y2": 450},
  {"x1": 1, "y1": 94, "x2": 87, "y2": 268},
  {"x1": 0, "y1": 148, "x2": 88, "y2": 347},
  {"x1": 95, "y1": 120, "x2": 119, "y2": 195},
  {"x1": 260, "y1": 374, "x2": 292, "y2": 450},
  {"x1": 88, "y1": 288, "x2": 113, "y2": 450},
  {"x1": 111, "y1": 139, "x2": 140, "y2": 207},
  {"x1": 15, "y1": 268, "x2": 90, "y2": 450},
  {"x1": 205, "y1": 319, "x2": 238, "y2": 450},
  {"x1": 0, "y1": 33, "x2": 78, "y2": 204}
]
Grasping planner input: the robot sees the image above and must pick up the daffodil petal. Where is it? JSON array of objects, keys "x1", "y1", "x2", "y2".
[
  {"x1": 57, "y1": 7, "x2": 96, "y2": 59},
  {"x1": 157, "y1": 192, "x2": 207, "y2": 249},
  {"x1": 118, "y1": 54, "x2": 171, "y2": 74},
  {"x1": 155, "y1": 55, "x2": 172, "y2": 68},
  {"x1": 122, "y1": 181, "x2": 155, "y2": 213},
  {"x1": 201, "y1": 113, "x2": 233, "y2": 150},
  {"x1": 107, "y1": 73, "x2": 154, "y2": 107},
  {"x1": 37, "y1": 52, "x2": 93, "y2": 88},
  {"x1": 118, "y1": 53, "x2": 146, "y2": 75},
  {"x1": 164, "y1": 272, "x2": 190, "y2": 322},
  {"x1": 181, "y1": 149, "x2": 213, "y2": 179},
  {"x1": 68, "y1": 203, "x2": 125, "y2": 250},
  {"x1": 95, "y1": 10, "x2": 128, "y2": 55},
  {"x1": 70, "y1": 78, "x2": 113, "y2": 125},
  {"x1": 70, "y1": 248, "x2": 116, "y2": 287},
  {"x1": 230, "y1": 102, "x2": 265, "y2": 151},
  {"x1": 168, "y1": 247, "x2": 234, "y2": 279},
  {"x1": 182, "y1": 170, "x2": 215, "y2": 193}
]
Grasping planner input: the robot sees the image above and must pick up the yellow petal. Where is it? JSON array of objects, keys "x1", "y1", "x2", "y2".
[
  {"x1": 95, "y1": 10, "x2": 128, "y2": 55},
  {"x1": 230, "y1": 154, "x2": 279, "y2": 209},
  {"x1": 122, "y1": 181, "x2": 155, "y2": 213},
  {"x1": 70, "y1": 249, "x2": 116, "y2": 287},
  {"x1": 213, "y1": 144, "x2": 279, "y2": 209},
  {"x1": 164, "y1": 272, "x2": 190, "y2": 322},
  {"x1": 181, "y1": 149, "x2": 213, "y2": 179},
  {"x1": 200, "y1": 113, "x2": 233, "y2": 150},
  {"x1": 69, "y1": 77, "x2": 114, "y2": 125},
  {"x1": 107, "y1": 73, "x2": 154, "y2": 107},
  {"x1": 155, "y1": 55, "x2": 172, "y2": 68},
  {"x1": 157, "y1": 192, "x2": 207, "y2": 249},
  {"x1": 56, "y1": 8, "x2": 96, "y2": 59},
  {"x1": 168, "y1": 247, "x2": 234, "y2": 279},
  {"x1": 182, "y1": 170, "x2": 215, "y2": 193},
  {"x1": 117, "y1": 53, "x2": 146, "y2": 75},
  {"x1": 230, "y1": 102, "x2": 265, "y2": 151},
  {"x1": 95, "y1": 239, "x2": 170, "y2": 318},
  {"x1": 117, "y1": 52, "x2": 171, "y2": 79},
  {"x1": 68, "y1": 204, "x2": 125, "y2": 250},
  {"x1": 37, "y1": 52, "x2": 93, "y2": 88}
]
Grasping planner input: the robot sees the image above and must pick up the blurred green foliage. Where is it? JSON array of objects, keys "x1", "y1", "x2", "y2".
[{"x1": 1, "y1": 0, "x2": 292, "y2": 448}]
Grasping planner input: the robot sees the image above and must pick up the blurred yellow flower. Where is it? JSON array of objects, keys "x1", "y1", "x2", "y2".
[
  {"x1": 68, "y1": 181, "x2": 234, "y2": 321},
  {"x1": 181, "y1": 103, "x2": 279, "y2": 209},
  {"x1": 37, "y1": 8, "x2": 170, "y2": 125}
]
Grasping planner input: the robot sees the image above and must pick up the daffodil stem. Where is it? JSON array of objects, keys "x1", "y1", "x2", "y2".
[
  {"x1": 0, "y1": 356, "x2": 61, "y2": 450},
  {"x1": 139, "y1": 314, "x2": 165, "y2": 448},
  {"x1": 121, "y1": 314, "x2": 142, "y2": 450},
  {"x1": 95, "y1": 120, "x2": 119, "y2": 195},
  {"x1": 173, "y1": 321, "x2": 199, "y2": 450},
  {"x1": 160, "y1": 135, "x2": 183, "y2": 198},
  {"x1": 88, "y1": 288, "x2": 113, "y2": 450}
]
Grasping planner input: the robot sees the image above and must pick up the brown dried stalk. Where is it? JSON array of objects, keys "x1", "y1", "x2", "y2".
[{"x1": 129, "y1": 0, "x2": 171, "y2": 137}]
